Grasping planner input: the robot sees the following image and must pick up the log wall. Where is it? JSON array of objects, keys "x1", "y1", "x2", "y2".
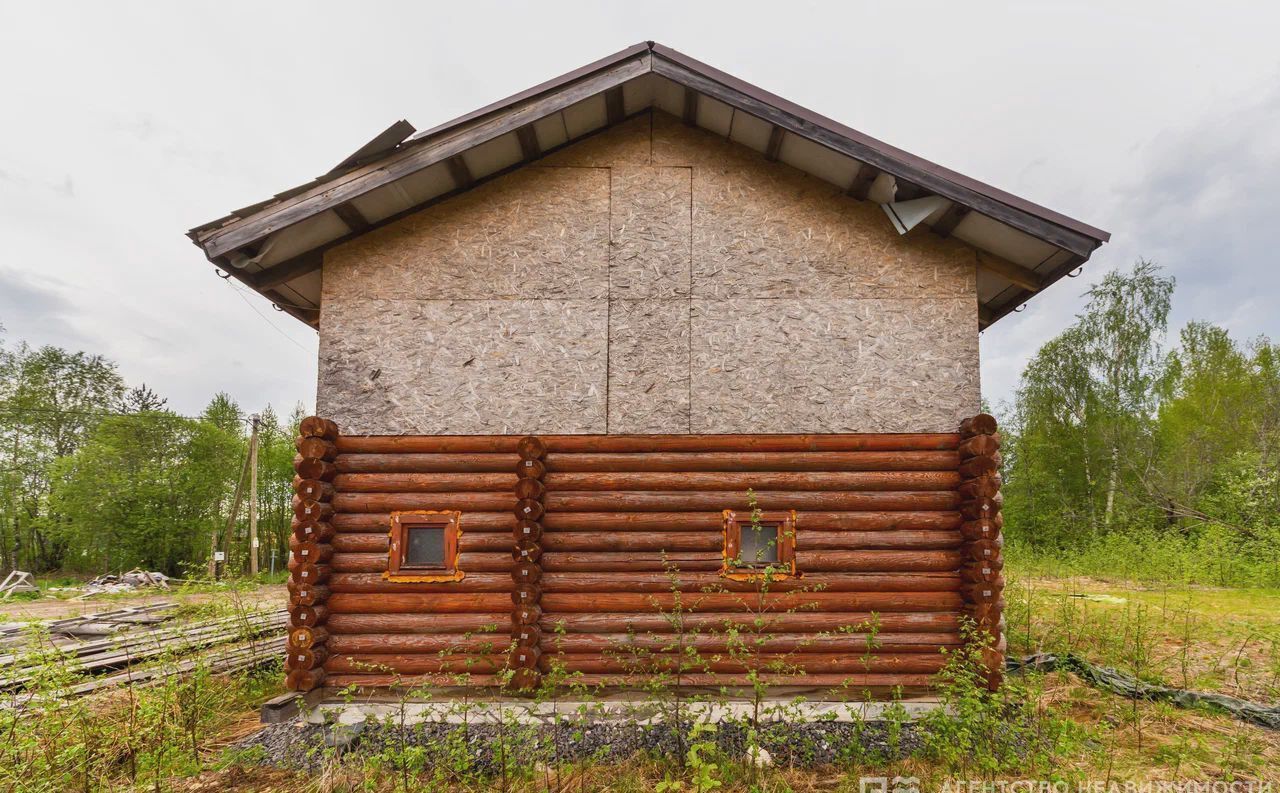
[{"x1": 289, "y1": 417, "x2": 1004, "y2": 695}]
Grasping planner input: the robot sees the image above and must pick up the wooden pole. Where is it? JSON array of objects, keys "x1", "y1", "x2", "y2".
[
  {"x1": 216, "y1": 442, "x2": 252, "y2": 580},
  {"x1": 249, "y1": 414, "x2": 260, "y2": 578}
]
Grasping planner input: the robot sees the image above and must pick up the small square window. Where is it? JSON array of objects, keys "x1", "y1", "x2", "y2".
[
  {"x1": 386, "y1": 511, "x2": 463, "y2": 582},
  {"x1": 722, "y1": 509, "x2": 796, "y2": 579}
]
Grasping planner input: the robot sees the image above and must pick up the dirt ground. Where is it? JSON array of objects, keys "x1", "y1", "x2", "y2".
[{"x1": 0, "y1": 583, "x2": 289, "y2": 621}]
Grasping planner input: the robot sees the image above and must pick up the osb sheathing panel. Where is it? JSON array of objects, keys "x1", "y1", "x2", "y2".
[
  {"x1": 690, "y1": 298, "x2": 978, "y2": 433},
  {"x1": 610, "y1": 166, "x2": 692, "y2": 298},
  {"x1": 318, "y1": 110, "x2": 980, "y2": 435},
  {"x1": 321, "y1": 166, "x2": 609, "y2": 301},
  {"x1": 317, "y1": 298, "x2": 607, "y2": 435},
  {"x1": 608, "y1": 299, "x2": 690, "y2": 433},
  {"x1": 652, "y1": 112, "x2": 976, "y2": 300}
]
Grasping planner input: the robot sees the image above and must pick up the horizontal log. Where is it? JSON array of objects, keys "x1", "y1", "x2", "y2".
[
  {"x1": 288, "y1": 626, "x2": 329, "y2": 651},
  {"x1": 300, "y1": 417, "x2": 339, "y2": 442},
  {"x1": 318, "y1": 673, "x2": 934, "y2": 690},
  {"x1": 960, "y1": 497, "x2": 999, "y2": 521},
  {"x1": 286, "y1": 582, "x2": 330, "y2": 606},
  {"x1": 539, "y1": 533, "x2": 719, "y2": 552},
  {"x1": 461, "y1": 553, "x2": 515, "y2": 572},
  {"x1": 327, "y1": 593, "x2": 514, "y2": 614},
  {"x1": 542, "y1": 471, "x2": 961, "y2": 492},
  {"x1": 332, "y1": 511, "x2": 515, "y2": 532},
  {"x1": 544, "y1": 451, "x2": 959, "y2": 473},
  {"x1": 294, "y1": 499, "x2": 334, "y2": 522},
  {"x1": 535, "y1": 632, "x2": 961, "y2": 654},
  {"x1": 292, "y1": 520, "x2": 336, "y2": 543},
  {"x1": 541, "y1": 434, "x2": 960, "y2": 453},
  {"x1": 539, "y1": 612, "x2": 961, "y2": 634},
  {"x1": 515, "y1": 479, "x2": 546, "y2": 500},
  {"x1": 539, "y1": 591, "x2": 962, "y2": 613},
  {"x1": 540, "y1": 653, "x2": 947, "y2": 675},
  {"x1": 328, "y1": 573, "x2": 514, "y2": 593},
  {"x1": 297, "y1": 437, "x2": 337, "y2": 461},
  {"x1": 326, "y1": 654, "x2": 508, "y2": 675},
  {"x1": 796, "y1": 530, "x2": 961, "y2": 550},
  {"x1": 288, "y1": 559, "x2": 331, "y2": 584},
  {"x1": 325, "y1": 613, "x2": 510, "y2": 635},
  {"x1": 542, "y1": 491, "x2": 960, "y2": 513},
  {"x1": 285, "y1": 646, "x2": 329, "y2": 670},
  {"x1": 294, "y1": 478, "x2": 335, "y2": 501},
  {"x1": 958, "y1": 414, "x2": 998, "y2": 438},
  {"x1": 300, "y1": 416, "x2": 340, "y2": 441},
  {"x1": 290, "y1": 541, "x2": 334, "y2": 565},
  {"x1": 336, "y1": 436, "x2": 521, "y2": 454},
  {"x1": 336, "y1": 453, "x2": 520, "y2": 473},
  {"x1": 333, "y1": 473, "x2": 517, "y2": 492},
  {"x1": 286, "y1": 668, "x2": 325, "y2": 692},
  {"x1": 518, "y1": 436, "x2": 547, "y2": 459},
  {"x1": 324, "y1": 631, "x2": 956, "y2": 655},
  {"x1": 537, "y1": 572, "x2": 960, "y2": 593},
  {"x1": 957, "y1": 476, "x2": 1001, "y2": 499},
  {"x1": 332, "y1": 492, "x2": 515, "y2": 513},
  {"x1": 335, "y1": 551, "x2": 523, "y2": 573},
  {"x1": 958, "y1": 455, "x2": 999, "y2": 479},
  {"x1": 541, "y1": 552, "x2": 723, "y2": 572},
  {"x1": 571, "y1": 510, "x2": 963, "y2": 532},
  {"x1": 796, "y1": 550, "x2": 962, "y2": 572},
  {"x1": 289, "y1": 604, "x2": 329, "y2": 627},
  {"x1": 294, "y1": 456, "x2": 336, "y2": 482},
  {"x1": 957, "y1": 434, "x2": 1000, "y2": 458}
]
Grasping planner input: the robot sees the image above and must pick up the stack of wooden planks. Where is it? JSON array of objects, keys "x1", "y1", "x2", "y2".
[{"x1": 1, "y1": 606, "x2": 286, "y2": 702}]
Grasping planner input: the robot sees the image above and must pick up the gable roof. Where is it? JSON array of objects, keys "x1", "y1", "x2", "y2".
[{"x1": 187, "y1": 41, "x2": 1109, "y2": 329}]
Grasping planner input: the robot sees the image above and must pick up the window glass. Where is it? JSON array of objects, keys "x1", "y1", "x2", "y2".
[
  {"x1": 404, "y1": 525, "x2": 446, "y2": 567},
  {"x1": 739, "y1": 522, "x2": 779, "y2": 566}
]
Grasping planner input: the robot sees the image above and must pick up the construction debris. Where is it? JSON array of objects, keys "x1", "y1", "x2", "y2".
[
  {"x1": 77, "y1": 569, "x2": 171, "y2": 597},
  {"x1": 0, "y1": 571, "x2": 38, "y2": 601}
]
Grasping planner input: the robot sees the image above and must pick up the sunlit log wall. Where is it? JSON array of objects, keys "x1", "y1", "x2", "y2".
[{"x1": 301, "y1": 417, "x2": 1004, "y2": 694}]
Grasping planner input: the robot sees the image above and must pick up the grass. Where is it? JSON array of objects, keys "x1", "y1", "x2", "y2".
[{"x1": 5, "y1": 567, "x2": 1280, "y2": 791}]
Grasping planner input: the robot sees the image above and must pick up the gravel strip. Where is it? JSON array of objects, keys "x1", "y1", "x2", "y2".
[{"x1": 234, "y1": 716, "x2": 925, "y2": 772}]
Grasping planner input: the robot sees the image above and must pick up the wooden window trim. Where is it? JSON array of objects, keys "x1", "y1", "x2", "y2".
[
  {"x1": 385, "y1": 510, "x2": 464, "y2": 582},
  {"x1": 721, "y1": 509, "x2": 797, "y2": 580}
]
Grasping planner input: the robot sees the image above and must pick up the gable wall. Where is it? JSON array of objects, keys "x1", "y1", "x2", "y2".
[{"x1": 317, "y1": 111, "x2": 979, "y2": 434}]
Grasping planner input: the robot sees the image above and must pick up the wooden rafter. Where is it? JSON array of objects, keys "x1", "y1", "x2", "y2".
[
  {"x1": 682, "y1": 86, "x2": 698, "y2": 126},
  {"x1": 931, "y1": 204, "x2": 970, "y2": 238},
  {"x1": 976, "y1": 253, "x2": 1043, "y2": 292},
  {"x1": 446, "y1": 155, "x2": 474, "y2": 190},
  {"x1": 604, "y1": 86, "x2": 625, "y2": 125},
  {"x1": 515, "y1": 124, "x2": 541, "y2": 160},
  {"x1": 332, "y1": 203, "x2": 370, "y2": 233},
  {"x1": 847, "y1": 164, "x2": 879, "y2": 201},
  {"x1": 763, "y1": 126, "x2": 785, "y2": 162}
]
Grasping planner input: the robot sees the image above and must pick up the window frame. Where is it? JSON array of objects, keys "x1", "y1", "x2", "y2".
[
  {"x1": 385, "y1": 510, "x2": 464, "y2": 582},
  {"x1": 721, "y1": 509, "x2": 797, "y2": 580}
]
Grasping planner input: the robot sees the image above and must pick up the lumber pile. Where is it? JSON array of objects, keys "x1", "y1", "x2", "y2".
[
  {"x1": 0, "y1": 604, "x2": 177, "y2": 649},
  {"x1": 0, "y1": 610, "x2": 286, "y2": 690}
]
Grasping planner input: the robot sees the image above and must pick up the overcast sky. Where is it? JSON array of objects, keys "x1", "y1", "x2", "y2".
[{"x1": 1, "y1": 1, "x2": 1277, "y2": 419}]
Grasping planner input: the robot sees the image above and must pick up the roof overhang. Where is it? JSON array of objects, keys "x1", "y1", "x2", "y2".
[{"x1": 188, "y1": 41, "x2": 1110, "y2": 329}]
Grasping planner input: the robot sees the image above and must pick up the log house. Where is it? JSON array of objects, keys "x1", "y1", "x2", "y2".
[{"x1": 189, "y1": 43, "x2": 1108, "y2": 699}]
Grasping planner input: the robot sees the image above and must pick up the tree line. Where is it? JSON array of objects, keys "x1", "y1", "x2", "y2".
[
  {"x1": 0, "y1": 329, "x2": 299, "y2": 578},
  {"x1": 4, "y1": 260, "x2": 1279, "y2": 586},
  {"x1": 1001, "y1": 261, "x2": 1280, "y2": 586}
]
